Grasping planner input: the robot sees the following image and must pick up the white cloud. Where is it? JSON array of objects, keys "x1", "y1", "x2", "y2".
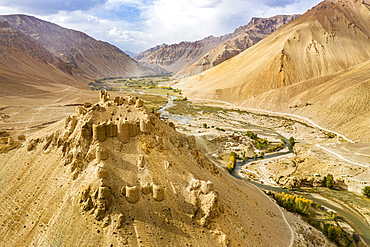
[
  {"x1": 140, "y1": 0, "x2": 322, "y2": 48},
  {"x1": 108, "y1": 27, "x2": 151, "y2": 43},
  {"x1": 39, "y1": 10, "x2": 150, "y2": 52},
  {"x1": 0, "y1": 0, "x2": 322, "y2": 52},
  {"x1": 0, "y1": 6, "x2": 18, "y2": 14},
  {"x1": 0, "y1": 0, "x2": 105, "y2": 15},
  {"x1": 43, "y1": 11, "x2": 112, "y2": 34}
]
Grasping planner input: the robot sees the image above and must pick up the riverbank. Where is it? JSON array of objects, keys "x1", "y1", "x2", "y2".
[{"x1": 85, "y1": 81, "x2": 370, "y2": 245}]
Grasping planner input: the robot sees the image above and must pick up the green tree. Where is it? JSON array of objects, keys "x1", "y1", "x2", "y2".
[
  {"x1": 362, "y1": 186, "x2": 370, "y2": 198},
  {"x1": 327, "y1": 225, "x2": 342, "y2": 241},
  {"x1": 289, "y1": 137, "x2": 295, "y2": 147},
  {"x1": 323, "y1": 174, "x2": 334, "y2": 189},
  {"x1": 246, "y1": 131, "x2": 258, "y2": 140}
]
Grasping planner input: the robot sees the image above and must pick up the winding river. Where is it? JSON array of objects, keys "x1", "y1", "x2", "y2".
[
  {"x1": 230, "y1": 159, "x2": 370, "y2": 246},
  {"x1": 159, "y1": 93, "x2": 370, "y2": 245}
]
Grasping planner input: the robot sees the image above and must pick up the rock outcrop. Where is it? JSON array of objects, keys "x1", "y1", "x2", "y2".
[{"x1": 0, "y1": 90, "x2": 328, "y2": 246}]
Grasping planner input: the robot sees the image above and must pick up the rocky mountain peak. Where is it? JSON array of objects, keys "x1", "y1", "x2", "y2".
[{"x1": 176, "y1": 14, "x2": 299, "y2": 78}]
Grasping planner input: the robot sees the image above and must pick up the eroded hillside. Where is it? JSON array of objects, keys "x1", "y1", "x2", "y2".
[
  {"x1": 176, "y1": 15, "x2": 299, "y2": 78},
  {"x1": 0, "y1": 90, "x2": 322, "y2": 246},
  {"x1": 178, "y1": 0, "x2": 370, "y2": 142}
]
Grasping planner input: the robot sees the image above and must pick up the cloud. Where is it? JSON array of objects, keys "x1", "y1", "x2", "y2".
[
  {"x1": 41, "y1": 10, "x2": 148, "y2": 52},
  {"x1": 139, "y1": 0, "x2": 322, "y2": 48},
  {"x1": 0, "y1": 0, "x2": 106, "y2": 15},
  {"x1": 0, "y1": 0, "x2": 322, "y2": 52}
]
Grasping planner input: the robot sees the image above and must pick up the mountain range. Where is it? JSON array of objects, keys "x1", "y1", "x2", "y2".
[
  {"x1": 1, "y1": 0, "x2": 370, "y2": 245},
  {"x1": 0, "y1": 21, "x2": 81, "y2": 96},
  {"x1": 176, "y1": 15, "x2": 300, "y2": 78},
  {"x1": 0, "y1": 14, "x2": 152, "y2": 96},
  {"x1": 135, "y1": 15, "x2": 299, "y2": 74},
  {"x1": 178, "y1": 0, "x2": 370, "y2": 142}
]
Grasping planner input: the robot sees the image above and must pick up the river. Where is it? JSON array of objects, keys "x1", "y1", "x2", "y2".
[
  {"x1": 160, "y1": 93, "x2": 370, "y2": 245},
  {"x1": 231, "y1": 160, "x2": 370, "y2": 246}
]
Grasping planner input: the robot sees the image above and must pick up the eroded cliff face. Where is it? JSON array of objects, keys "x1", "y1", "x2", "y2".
[
  {"x1": 176, "y1": 15, "x2": 299, "y2": 78},
  {"x1": 0, "y1": 90, "x2": 311, "y2": 246}
]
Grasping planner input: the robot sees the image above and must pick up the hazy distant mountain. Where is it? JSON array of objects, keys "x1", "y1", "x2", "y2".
[
  {"x1": 124, "y1": 50, "x2": 138, "y2": 58},
  {"x1": 179, "y1": 0, "x2": 370, "y2": 142},
  {"x1": 176, "y1": 15, "x2": 299, "y2": 78},
  {"x1": 134, "y1": 43, "x2": 168, "y2": 61},
  {"x1": 139, "y1": 62, "x2": 169, "y2": 74},
  {"x1": 135, "y1": 33, "x2": 239, "y2": 73},
  {"x1": 0, "y1": 14, "x2": 152, "y2": 80}
]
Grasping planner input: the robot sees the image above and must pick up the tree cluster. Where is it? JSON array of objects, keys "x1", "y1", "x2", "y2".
[
  {"x1": 323, "y1": 174, "x2": 334, "y2": 189},
  {"x1": 363, "y1": 186, "x2": 370, "y2": 198},
  {"x1": 227, "y1": 152, "x2": 237, "y2": 172},
  {"x1": 273, "y1": 192, "x2": 319, "y2": 216}
]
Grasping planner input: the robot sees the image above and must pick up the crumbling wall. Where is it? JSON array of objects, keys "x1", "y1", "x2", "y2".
[{"x1": 185, "y1": 179, "x2": 219, "y2": 226}]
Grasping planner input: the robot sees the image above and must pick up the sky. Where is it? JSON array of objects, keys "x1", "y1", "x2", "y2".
[{"x1": 0, "y1": 0, "x2": 322, "y2": 53}]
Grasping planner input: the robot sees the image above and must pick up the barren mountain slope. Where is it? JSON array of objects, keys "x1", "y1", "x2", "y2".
[
  {"x1": 0, "y1": 21, "x2": 82, "y2": 96},
  {"x1": 178, "y1": 0, "x2": 370, "y2": 141},
  {"x1": 0, "y1": 91, "x2": 332, "y2": 246},
  {"x1": 241, "y1": 59, "x2": 370, "y2": 142},
  {"x1": 135, "y1": 43, "x2": 168, "y2": 61},
  {"x1": 135, "y1": 31, "x2": 242, "y2": 73},
  {"x1": 176, "y1": 15, "x2": 299, "y2": 78},
  {"x1": 0, "y1": 15, "x2": 151, "y2": 80}
]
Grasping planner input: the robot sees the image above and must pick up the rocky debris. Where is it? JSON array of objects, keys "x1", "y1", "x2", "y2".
[
  {"x1": 285, "y1": 176, "x2": 324, "y2": 188},
  {"x1": 26, "y1": 138, "x2": 39, "y2": 151},
  {"x1": 0, "y1": 135, "x2": 24, "y2": 153},
  {"x1": 186, "y1": 179, "x2": 219, "y2": 226},
  {"x1": 113, "y1": 213, "x2": 125, "y2": 229},
  {"x1": 78, "y1": 182, "x2": 113, "y2": 222},
  {"x1": 211, "y1": 229, "x2": 230, "y2": 247}
]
